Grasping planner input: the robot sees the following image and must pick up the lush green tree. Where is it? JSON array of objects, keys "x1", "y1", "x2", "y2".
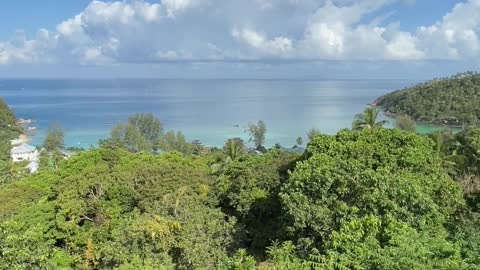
[
  {"x1": 38, "y1": 149, "x2": 65, "y2": 171},
  {"x1": 352, "y1": 107, "x2": 388, "y2": 130},
  {"x1": 127, "y1": 113, "x2": 163, "y2": 145},
  {"x1": 396, "y1": 114, "x2": 417, "y2": 132},
  {"x1": 0, "y1": 149, "x2": 235, "y2": 269},
  {"x1": 158, "y1": 130, "x2": 192, "y2": 155},
  {"x1": 280, "y1": 129, "x2": 466, "y2": 267},
  {"x1": 247, "y1": 120, "x2": 267, "y2": 150},
  {"x1": 211, "y1": 138, "x2": 247, "y2": 175},
  {"x1": 224, "y1": 138, "x2": 246, "y2": 161},
  {"x1": 0, "y1": 98, "x2": 21, "y2": 139},
  {"x1": 0, "y1": 139, "x2": 11, "y2": 164},
  {"x1": 216, "y1": 150, "x2": 300, "y2": 255},
  {"x1": 42, "y1": 124, "x2": 65, "y2": 152},
  {"x1": 0, "y1": 160, "x2": 28, "y2": 184},
  {"x1": 218, "y1": 249, "x2": 256, "y2": 270},
  {"x1": 110, "y1": 123, "x2": 152, "y2": 152}
]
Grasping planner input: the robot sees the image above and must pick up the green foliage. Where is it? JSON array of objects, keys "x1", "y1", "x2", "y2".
[
  {"x1": 104, "y1": 113, "x2": 164, "y2": 153},
  {"x1": 224, "y1": 138, "x2": 247, "y2": 161},
  {"x1": 247, "y1": 120, "x2": 267, "y2": 149},
  {"x1": 395, "y1": 114, "x2": 416, "y2": 132},
  {"x1": 307, "y1": 128, "x2": 322, "y2": 142},
  {"x1": 216, "y1": 150, "x2": 300, "y2": 255},
  {"x1": 110, "y1": 122, "x2": 152, "y2": 152},
  {"x1": 318, "y1": 215, "x2": 466, "y2": 270},
  {"x1": 0, "y1": 98, "x2": 21, "y2": 140},
  {"x1": 127, "y1": 113, "x2": 163, "y2": 145},
  {"x1": 352, "y1": 106, "x2": 388, "y2": 130},
  {"x1": 0, "y1": 160, "x2": 29, "y2": 184},
  {"x1": 158, "y1": 130, "x2": 193, "y2": 155},
  {"x1": 39, "y1": 149, "x2": 66, "y2": 171},
  {"x1": 219, "y1": 249, "x2": 256, "y2": 270},
  {"x1": 0, "y1": 149, "x2": 235, "y2": 269},
  {"x1": 42, "y1": 123, "x2": 65, "y2": 152},
  {"x1": 280, "y1": 129, "x2": 466, "y2": 267},
  {"x1": 1, "y1": 104, "x2": 480, "y2": 268},
  {"x1": 378, "y1": 72, "x2": 480, "y2": 125},
  {"x1": 0, "y1": 98, "x2": 21, "y2": 163}
]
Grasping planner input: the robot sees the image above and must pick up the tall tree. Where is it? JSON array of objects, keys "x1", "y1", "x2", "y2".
[
  {"x1": 247, "y1": 120, "x2": 267, "y2": 150},
  {"x1": 110, "y1": 123, "x2": 152, "y2": 152},
  {"x1": 128, "y1": 113, "x2": 163, "y2": 145},
  {"x1": 223, "y1": 138, "x2": 246, "y2": 161},
  {"x1": 42, "y1": 124, "x2": 65, "y2": 152},
  {"x1": 352, "y1": 107, "x2": 388, "y2": 130},
  {"x1": 396, "y1": 114, "x2": 417, "y2": 132},
  {"x1": 282, "y1": 129, "x2": 466, "y2": 268},
  {"x1": 158, "y1": 130, "x2": 192, "y2": 155}
]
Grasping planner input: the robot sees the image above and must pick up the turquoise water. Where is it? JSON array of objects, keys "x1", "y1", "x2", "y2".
[{"x1": 0, "y1": 79, "x2": 414, "y2": 148}]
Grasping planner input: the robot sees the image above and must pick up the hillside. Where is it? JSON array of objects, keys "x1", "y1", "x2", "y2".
[
  {"x1": 0, "y1": 98, "x2": 22, "y2": 162},
  {"x1": 0, "y1": 98, "x2": 21, "y2": 139},
  {"x1": 377, "y1": 72, "x2": 480, "y2": 126}
]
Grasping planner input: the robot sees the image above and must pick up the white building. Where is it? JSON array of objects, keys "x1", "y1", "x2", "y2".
[{"x1": 11, "y1": 143, "x2": 38, "y2": 162}]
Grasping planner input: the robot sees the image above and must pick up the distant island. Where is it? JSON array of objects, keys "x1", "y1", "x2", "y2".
[{"x1": 376, "y1": 72, "x2": 480, "y2": 126}]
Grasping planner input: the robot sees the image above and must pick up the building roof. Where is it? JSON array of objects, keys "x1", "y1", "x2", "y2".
[{"x1": 11, "y1": 143, "x2": 37, "y2": 154}]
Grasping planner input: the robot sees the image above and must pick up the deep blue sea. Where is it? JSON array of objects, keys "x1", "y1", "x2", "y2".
[{"x1": 0, "y1": 79, "x2": 414, "y2": 148}]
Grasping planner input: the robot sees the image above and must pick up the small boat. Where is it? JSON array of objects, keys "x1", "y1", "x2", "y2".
[{"x1": 27, "y1": 126, "x2": 37, "y2": 131}]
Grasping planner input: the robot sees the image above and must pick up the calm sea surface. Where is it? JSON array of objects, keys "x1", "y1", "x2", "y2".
[{"x1": 0, "y1": 79, "x2": 416, "y2": 148}]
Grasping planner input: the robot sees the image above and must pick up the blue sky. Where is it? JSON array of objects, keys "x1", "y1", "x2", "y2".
[{"x1": 0, "y1": 0, "x2": 478, "y2": 79}]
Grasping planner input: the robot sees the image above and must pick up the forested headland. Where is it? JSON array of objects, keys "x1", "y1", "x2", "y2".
[
  {"x1": 377, "y1": 72, "x2": 480, "y2": 126},
  {"x1": 0, "y1": 89, "x2": 480, "y2": 269}
]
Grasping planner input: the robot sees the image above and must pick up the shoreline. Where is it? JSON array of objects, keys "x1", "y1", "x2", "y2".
[
  {"x1": 379, "y1": 108, "x2": 464, "y2": 132},
  {"x1": 10, "y1": 134, "x2": 31, "y2": 145}
]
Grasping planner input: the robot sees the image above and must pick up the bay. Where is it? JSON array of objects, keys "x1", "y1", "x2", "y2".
[{"x1": 0, "y1": 79, "x2": 414, "y2": 148}]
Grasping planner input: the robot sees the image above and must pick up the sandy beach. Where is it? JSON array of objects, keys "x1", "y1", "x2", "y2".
[{"x1": 10, "y1": 134, "x2": 30, "y2": 145}]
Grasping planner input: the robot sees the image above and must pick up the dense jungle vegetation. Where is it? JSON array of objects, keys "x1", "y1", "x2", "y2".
[
  {"x1": 0, "y1": 98, "x2": 21, "y2": 162},
  {"x1": 377, "y1": 72, "x2": 480, "y2": 126},
  {"x1": 0, "y1": 96, "x2": 479, "y2": 269}
]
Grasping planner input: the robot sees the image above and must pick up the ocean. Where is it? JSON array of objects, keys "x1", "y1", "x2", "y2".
[{"x1": 0, "y1": 79, "x2": 416, "y2": 148}]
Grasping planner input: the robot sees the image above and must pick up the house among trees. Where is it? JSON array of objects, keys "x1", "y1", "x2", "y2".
[
  {"x1": 10, "y1": 143, "x2": 39, "y2": 173},
  {"x1": 10, "y1": 143, "x2": 38, "y2": 162}
]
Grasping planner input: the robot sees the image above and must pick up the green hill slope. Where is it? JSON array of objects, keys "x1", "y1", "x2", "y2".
[
  {"x1": 377, "y1": 72, "x2": 480, "y2": 126},
  {"x1": 0, "y1": 97, "x2": 20, "y2": 139}
]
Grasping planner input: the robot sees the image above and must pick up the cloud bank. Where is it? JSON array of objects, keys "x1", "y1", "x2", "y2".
[{"x1": 0, "y1": 0, "x2": 480, "y2": 66}]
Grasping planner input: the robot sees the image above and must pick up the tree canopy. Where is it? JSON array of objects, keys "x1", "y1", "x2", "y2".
[
  {"x1": 247, "y1": 120, "x2": 267, "y2": 150},
  {"x1": 1, "y1": 99, "x2": 480, "y2": 269},
  {"x1": 378, "y1": 72, "x2": 480, "y2": 126},
  {"x1": 281, "y1": 128, "x2": 467, "y2": 268}
]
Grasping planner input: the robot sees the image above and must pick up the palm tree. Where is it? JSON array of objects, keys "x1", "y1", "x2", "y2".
[
  {"x1": 352, "y1": 107, "x2": 388, "y2": 130},
  {"x1": 211, "y1": 138, "x2": 246, "y2": 175},
  {"x1": 429, "y1": 130, "x2": 467, "y2": 175}
]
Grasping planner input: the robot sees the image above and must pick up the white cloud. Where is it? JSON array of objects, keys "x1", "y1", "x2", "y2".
[
  {"x1": 0, "y1": 0, "x2": 480, "y2": 66},
  {"x1": 232, "y1": 29, "x2": 293, "y2": 56}
]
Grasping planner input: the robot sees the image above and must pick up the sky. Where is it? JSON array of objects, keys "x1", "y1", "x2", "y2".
[{"x1": 0, "y1": 0, "x2": 479, "y2": 79}]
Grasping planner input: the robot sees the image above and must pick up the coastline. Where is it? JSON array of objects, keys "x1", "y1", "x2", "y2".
[
  {"x1": 10, "y1": 134, "x2": 30, "y2": 145},
  {"x1": 378, "y1": 107, "x2": 464, "y2": 133}
]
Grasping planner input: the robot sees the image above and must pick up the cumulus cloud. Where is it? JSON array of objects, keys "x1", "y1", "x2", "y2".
[{"x1": 0, "y1": 0, "x2": 479, "y2": 65}]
